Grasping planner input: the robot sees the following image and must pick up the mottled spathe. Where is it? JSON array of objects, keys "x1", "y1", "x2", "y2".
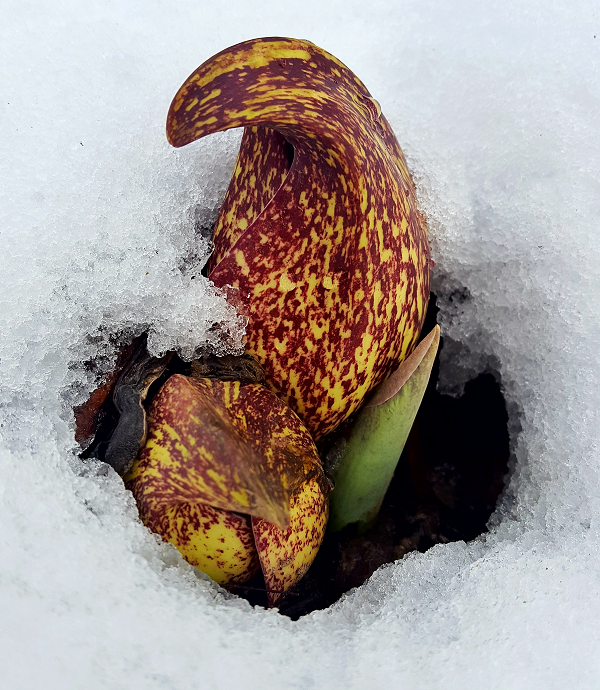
[
  {"x1": 126, "y1": 376, "x2": 328, "y2": 596},
  {"x1": 167, "y1": 37, "x2": 430, "y2": 440}
]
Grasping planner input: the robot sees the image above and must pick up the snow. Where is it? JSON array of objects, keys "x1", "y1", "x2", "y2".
[{"x1": 2, "y1": 0, "x2": 600, "y2": 688}]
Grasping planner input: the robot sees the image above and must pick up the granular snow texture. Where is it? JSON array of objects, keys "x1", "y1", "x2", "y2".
[{"x1": 1, "y1": 1, "x2": 599, "y2": 688}]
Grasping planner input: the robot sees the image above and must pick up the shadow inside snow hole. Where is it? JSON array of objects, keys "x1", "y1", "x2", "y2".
[{"x1": 232, "y1": 292, "x2": 510, "y2": 618}]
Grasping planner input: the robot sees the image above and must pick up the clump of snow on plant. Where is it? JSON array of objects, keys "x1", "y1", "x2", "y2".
[
  {"x1": 2, "y1": 1, "x2": 600, "y2": 689},
  {"x1": 1, "y1": 52, "x2": 245, "y2": 410}
]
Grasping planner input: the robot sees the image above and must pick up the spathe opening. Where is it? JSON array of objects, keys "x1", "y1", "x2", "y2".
[{"x1": 204, "y1": 127, "x2": 296, "y2": 276}]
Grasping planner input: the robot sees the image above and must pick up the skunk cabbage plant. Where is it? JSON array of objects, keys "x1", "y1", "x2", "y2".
[{"x1": 82, "y1": 37, "x2": 432, "y2": 605}]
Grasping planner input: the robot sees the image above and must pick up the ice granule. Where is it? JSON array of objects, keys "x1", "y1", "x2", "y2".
[{"x1": 2, "y1": 0, "x2": 600, "y2": 688}]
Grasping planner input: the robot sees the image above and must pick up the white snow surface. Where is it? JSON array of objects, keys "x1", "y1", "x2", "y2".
[{"x1": 2, "y1": 1, "x2": 599, "y2": 688}]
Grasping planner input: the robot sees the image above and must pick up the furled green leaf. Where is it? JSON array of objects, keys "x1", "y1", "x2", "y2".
[{"x1": 327, "y1": 326, "x2": 440, "y2": 533}]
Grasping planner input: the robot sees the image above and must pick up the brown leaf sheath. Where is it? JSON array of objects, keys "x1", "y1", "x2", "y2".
[
  {"x1": 74, "y1": 337, "x2": 142, "y2": 449},
  {"x1": 126, "y1": 375, "x2": 323, "y2": 531},
  {"x1": 167, "y1": 37, "x2": 430, "y2": 440}
]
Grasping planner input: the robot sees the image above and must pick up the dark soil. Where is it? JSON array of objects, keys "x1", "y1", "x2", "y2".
[{"x1": 232, "y1": 294, "x2": 510, "y2": 618}]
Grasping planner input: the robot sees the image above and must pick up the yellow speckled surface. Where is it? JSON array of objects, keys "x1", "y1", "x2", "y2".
[
  {"x1": 153, "y1": 501, "x2": 259, "y2": 585},
  {"x1": 252, "y1": 475, "x2": 328, "y2": 606},
  {"x1": 167, "y1": 37, "x2": 430, "y2": 441},
  {"x1": 126, "y1": 375, "x2": 328, "y2": 593},
  {"x1": 126, "y1": 375, "x2": 324, "y2": 530}
]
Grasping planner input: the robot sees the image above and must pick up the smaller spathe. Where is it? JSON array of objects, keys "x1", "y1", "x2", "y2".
[{"x1": 125, "y1": 375, "x2": 329, "y2": 606}]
